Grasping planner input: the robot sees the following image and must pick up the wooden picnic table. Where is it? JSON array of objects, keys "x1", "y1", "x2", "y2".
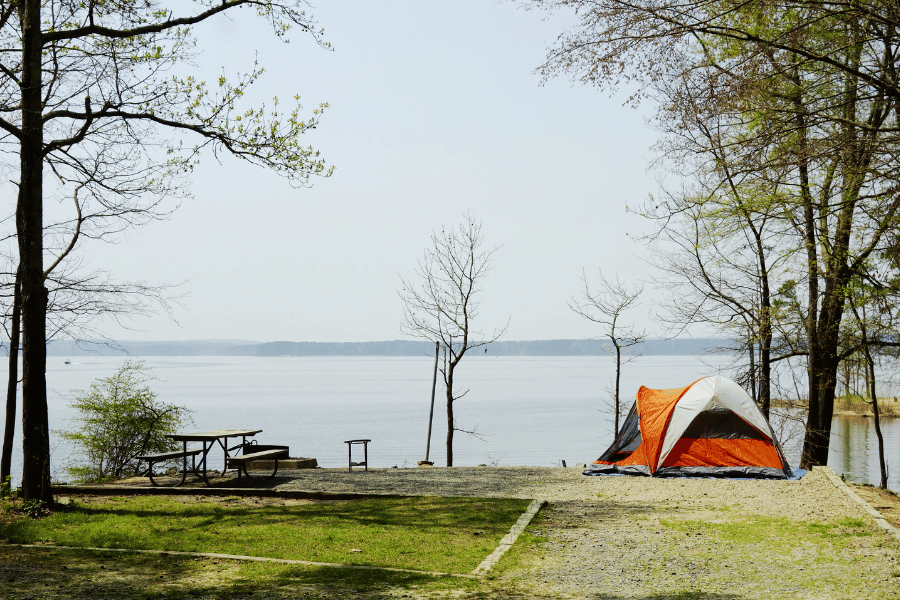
[{"x1": 166, "y1": 429, "x2": 262, "y2": 484}]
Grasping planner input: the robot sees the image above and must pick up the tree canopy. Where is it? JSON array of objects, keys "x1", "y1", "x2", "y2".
[
  {"x1": 8, "y1": 0, "x2": 332, "y2": 500},
  {"x1": 530, "y1": 0, "x2": 900, "y2": 467}
]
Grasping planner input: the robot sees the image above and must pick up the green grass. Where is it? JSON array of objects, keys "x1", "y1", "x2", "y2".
[
  {"x1": 0, "y1": 495, "x2": 532, "y2": 574},
  {"x1": 660, "y1": 515, "x2": 872, "y2": 547},
  {"x1": 0, "y1": 545, "x2": 481, "y2": 599}
]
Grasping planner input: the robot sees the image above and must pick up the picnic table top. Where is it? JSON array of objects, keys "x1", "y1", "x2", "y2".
[{"x1": 167, "y1": 429, "x2": 262, "y2": 441}]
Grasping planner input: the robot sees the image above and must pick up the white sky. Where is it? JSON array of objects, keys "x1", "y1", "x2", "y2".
[{"x1": 78, "y1": 0, "x2": 663, "y2": 343}]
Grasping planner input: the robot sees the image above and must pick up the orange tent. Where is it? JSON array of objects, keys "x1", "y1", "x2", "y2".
[{"x1": 584, "y1": 376, "x2": 791, "y2": 478}]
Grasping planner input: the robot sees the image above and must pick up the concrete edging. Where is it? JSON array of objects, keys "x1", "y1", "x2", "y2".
[
  {"x1": 52, "y1": 485, "x2": 411, "y2": 501},
  {"x1": 471, "y1": 498, "x2": 547, "y2": 576},
  {"x1": 813, "y1": 465, "x2": 900, "y2": 542},
  {"x1": 3, "y1": 543, "x2": 476, "y2": 578}
]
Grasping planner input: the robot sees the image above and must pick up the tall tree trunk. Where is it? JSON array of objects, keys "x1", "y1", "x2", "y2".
[
  {"x1": 855, "y1": 303, "x2": 889, "y2": 490},
  {"x1": 424, "y1": 341, "x2": 438, "y2": 463},
  {"x1": 801, "y1": 29, "x2": 868, "y2": 469},
  {"x1": 748, "y1": 331, "x2": 757, "y2": 405},
  {"x1": 758, "y1": 260, "x2": 772, "y2": 420},
  {"x1": 445, "y1": 366, "x2": 454, "y2": 467},
  {"x1": 745, "y1": 212, "x2": 772, "y2": 419},
  {"x1": 613, "y1": 342, "x2": 621, "y2": 437},
  {"x1": 443, "y1": 345, "x2": 456, "y2": 468},
  {"x1": 802, "y1": 275, "x2": 845, "y2": 469},
  {"x1": 758, "y1": 334, "x2": 771, "y2": 419},
  {"x1": 866, "y1": 364, "x2": 887, "y2": 490},
  {"x1": 18, "y1": 0, "x2": 52, "y2": 503},
  {"x1": 795, "y1": 73, "x2": 823, "y2": 471},
  {"x1": 0, "y1": 265, "x2": 22, "y2": 489},
  {"x1": 863, "y1": 345, "x2": 888, "y2": 489}
]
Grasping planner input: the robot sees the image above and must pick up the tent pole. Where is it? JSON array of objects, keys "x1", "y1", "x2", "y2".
[{"x1": 425, "y1": 341, "x2": 439, "y2": 462}]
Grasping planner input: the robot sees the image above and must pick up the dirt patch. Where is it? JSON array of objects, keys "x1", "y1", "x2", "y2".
[
  {"x1": 56, "y1": 493, "x2": 320, "y2": 509},
  {"x1": 851, "y1": 483, "x2": 900, "y2": 528}
]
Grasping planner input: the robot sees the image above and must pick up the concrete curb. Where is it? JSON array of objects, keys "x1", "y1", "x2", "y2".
[
  {"x1": 2, "y1": 543, "x2": 475, "y2": 578},
  {"x1": 52, "y1": 485, "x2": 412, "y2": 501},
  {"x1": 471, "y1": 498, "x2": 547, "y2": 576},
  {"x1": 813, "y1": 466, "x2": 900, "y2": 542}
]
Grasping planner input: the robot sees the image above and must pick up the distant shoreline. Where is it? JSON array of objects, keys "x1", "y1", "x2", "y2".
[
  {"x1": 773, "y1": 396, "x2": 900, "y2": 418},
  {"x1": 41, "y1": 338, "x2": 736, "y2": 358}
]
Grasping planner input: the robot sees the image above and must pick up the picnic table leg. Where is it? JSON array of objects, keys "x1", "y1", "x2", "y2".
[
  {"x1": 178, "y1": 454, "x2": 189, "y2": 486},
  {"x1": 189, "y1": 441, "x2": 197, "y2": 475},
  {"x1": 347, "y1": 442, "x2": 351, "y2": 472},
  {"x1": 148, "y1": 463, "x2": 189, "y2": 487},
  {"x1": 364, "y1": 441, "x2": 368, "y2": 472},
  {"x1": 213, "y1": 436, "x2": 228, "y2": 477},
  {"x1": 146, "y1": 455, "x2": 189, "y2": 487},
  {"x1": 221, "y1": 436, "x2": 227, "y2": 476},
  {"x1": 181, "y1": 440, "x2": 195, "y2": 485},
  {"x1": 200, "y1": 441, "x2": 212, "y2": 485},
  {"x1": 183, "y1": 440, "x2": 190, "y2": 483}
]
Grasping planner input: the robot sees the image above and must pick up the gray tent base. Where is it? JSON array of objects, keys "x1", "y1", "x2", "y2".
[{"x1": 583, "y1": 463, "x2": 791, "y2": 479}]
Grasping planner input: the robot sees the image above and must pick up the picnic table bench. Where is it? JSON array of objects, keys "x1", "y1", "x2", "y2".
[
  {"x1": 226, "y1": 447, "x2": 290, "y2": 480},
  {"x1": 165, "y1": 429, "x2": 262, "y2": 485},
  {"x1": 136, "y1": 430, "x2": 291, "y2": 486},
  {"x1": 136, "y1": 448, "x2": 204, "y2": 486}
]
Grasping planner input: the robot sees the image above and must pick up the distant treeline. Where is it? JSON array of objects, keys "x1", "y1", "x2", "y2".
[{"x1": 41, "y1": 338, "x2": 732, "y2": 357}]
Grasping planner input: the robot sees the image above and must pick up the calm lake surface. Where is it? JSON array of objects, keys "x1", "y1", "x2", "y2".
[{"x1": 3, "y1": 355, "x2": 898, "y2": 491}]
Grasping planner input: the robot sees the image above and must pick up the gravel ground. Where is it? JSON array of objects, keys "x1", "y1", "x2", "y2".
[
  {"x1": 278, "y1": 466, "x2": 900, "y2": 599},
  {"x1": 13, "y1": 467, "x2": 900, "y2": 599},
  {"x1": 275, "y1": 466, "x2": 866, "y2": 521},
  {"x1": 517, "y1": 469, "x2": 899, "y2": 599}
]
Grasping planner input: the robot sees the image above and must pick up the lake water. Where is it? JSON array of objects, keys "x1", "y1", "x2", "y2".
[{"x1": 2, "y1": 355, "x2": 898, "y2": 491}]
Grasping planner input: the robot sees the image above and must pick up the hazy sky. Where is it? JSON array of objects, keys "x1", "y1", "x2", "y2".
[{"x1": 81, "y1": 1, "x2": 663, "y2": 343}]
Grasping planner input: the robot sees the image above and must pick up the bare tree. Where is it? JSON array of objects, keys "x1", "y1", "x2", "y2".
[
  {"x1": 569, "y1": 269, "x2": 645, "y2": 436},
  {"x1": 399, "y1": 216, "x2": 508, "y2": 467}
]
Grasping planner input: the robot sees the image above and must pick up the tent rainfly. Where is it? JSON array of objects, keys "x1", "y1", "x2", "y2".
[{"x1": 584, "y1": 376, "x2": 792, "y2": 479}]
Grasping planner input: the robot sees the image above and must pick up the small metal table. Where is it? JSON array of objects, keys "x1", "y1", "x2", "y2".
[
  {"x1": 167, "y1": 429, "x2": 262, "y2": 484},
  {"x1": 344, "y1": 439, "x2": 371, "y2": 472}
]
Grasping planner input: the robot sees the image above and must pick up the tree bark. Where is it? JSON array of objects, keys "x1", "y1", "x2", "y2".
[
  {"x1": 863, "y1": 343, "x2": 888, "y2": 489},
  {"x1": 854, "y1": 303, "x2": 889, "y2": 490},
  {"x1": 18, "y1": 0, "x2": 52, "y2": 503},
  {"x1": 796, "y1": 79, "x2": 823, "y2": 471},
  {"x1": 866, "y1": 358, "x2": 887, "y2": 490},
  {"x1": 445, "y1": 363, "x2": 454, "y2": 467},
  {"x1": 757, "y1": 248, "x2": 772, "y2": 419},
  {"x1": 424, "y1": 341, "x2": 438, "y2": 462},
  {"x1": 748, "y1": 331, "x2": 757, "y2": 405},
  {"x1": 613, "y1": 342, "x2": 621, "y2": 437},
  {"x1": 759, "y1": 319, "x2": 771, "y2": 420},
  {"x1": 0, "y1": 265, "x2": 22, "y2": 489}
]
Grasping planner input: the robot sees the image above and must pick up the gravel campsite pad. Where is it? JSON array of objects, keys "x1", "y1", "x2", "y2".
[
  {"x1": 502, "y1": 468, "x2": 899, "y2": 599},
  {"x1": 282, "y1": 466, "x2": 900, "y2": 598}
]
